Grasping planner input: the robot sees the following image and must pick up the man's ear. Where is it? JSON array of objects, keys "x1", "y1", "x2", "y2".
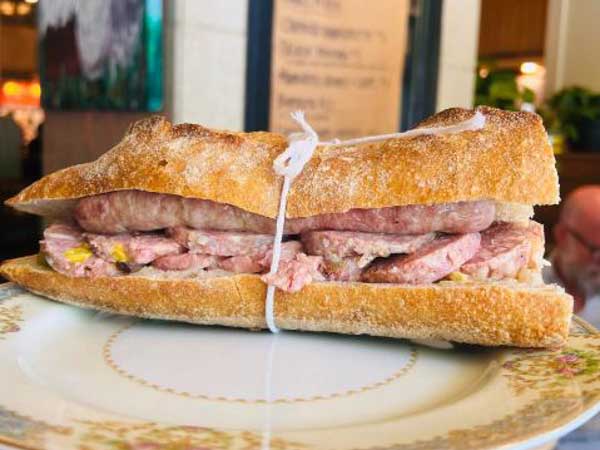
[{"x1": 554, "y1": 222, "x2": 567, "y2": 245}]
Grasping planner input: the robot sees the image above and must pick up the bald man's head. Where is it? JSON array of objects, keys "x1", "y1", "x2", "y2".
[
  {"x1": 554, "y1": 185, "x2": 600, "y2": 298},
  {"x1": 560, "y1": 186, "x2": 600, "y2": 247}
]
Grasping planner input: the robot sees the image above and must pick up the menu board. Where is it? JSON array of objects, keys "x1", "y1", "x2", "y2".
[{"x1": 269, "y1": 0, "x2": 410, "y2": 140}]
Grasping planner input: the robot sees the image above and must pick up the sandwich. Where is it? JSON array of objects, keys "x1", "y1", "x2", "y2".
[{"x1": 0, "y1": 106, "x2": 573, "y2": 347}]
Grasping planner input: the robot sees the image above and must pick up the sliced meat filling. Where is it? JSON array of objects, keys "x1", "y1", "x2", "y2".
[
  {"x1": 86, "y1": 233, "x2": 183, "y2": 265},
  {"x1": 460, "y1": 221, "x2": 544, "y2": 280},
  {"x1": 362, "y1": 233, "x2": 481, "y2": 284},
  {"x1": 152, "y1": 253, "x2": 222, "y2": 271},
  {"x1": 40, "y1": 211, "x2": 544, "y2": 292},
  {"x1": 261, "y1": 254, "x2": 324, "y2": 293},
  {"x1": 75, "y1": 190, "x2": 496, "y2": 235},
  {"x1": 41, "y1": 224, "x2": 119, "y2": 277},
  {"x1": 168, "y1": 227, "x2": 273, "y2": 257},
  {"x1": 295, "y1": 201, "x2": 494, "y2": 235},
  {"x1": 303, "y1": 231, "x2": 436, "y2": 282},
  {"x1": 218, "y1": 241, "x2": 303, "y2": 273},
  {"x1": 302, "y1": 230, "x2": 435, "y2": 266},
  {"x1": 322, "y1": 257, "x2": 365, "y2": 281},
  {"x1": 166, "y1": 228, "x2": 304, "y2": 275},
  {"x1": 218, "y1": 256, "x2": 263, "y2": 273}
]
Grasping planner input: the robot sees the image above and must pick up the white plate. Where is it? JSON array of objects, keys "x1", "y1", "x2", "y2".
[{"x1": 1, "y1": 282, "x2": 600, "y2": 450}]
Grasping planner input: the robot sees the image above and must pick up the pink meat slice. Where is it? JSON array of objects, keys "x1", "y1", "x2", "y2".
[
  {"x1": 301, "y1": 230, "x2": 435, "y2": 264},
  {"x1": 152, "y1": 241, "x2": 304, "y2": 274},
  {"x1": 75, "y1": 191, "x2": 275, "y2": 234},
  {"x1": 168, "y1": 227, "x2": 273, "y2": 257},
  {"x1": 40, "y1": 223, "x2": 119, "y2": 277},
  {"x1": 321, "y1": 257, "x2": 366, "y2": 282},
  {"x1": 460, "y1": 221, "x2": 544, "y2": 280},
  {"x1": 152, "y1": 253, "x2": 222, "y2": 271},
  {"x1": 294, "y1": 201, "x2": 494, "y2": 235},
  {"x1": 218, "y1": 241, "x2": 304, "y2": 273},
  {"x1": 43, "y1": 222, "x2": 82, "y2": 241},
  {"x1": 218, "y1": 256, "x2": 263, "y2": 273},
  {"x1": 362, "y1": 233, "x2": 481, "y2": 284},
  {"x1": 261, "y1": 254, "x2": 324, "y2": 293},
  {"x1": 75, "y1": 190, "x2": 495, "y2": 235},
  {"x1": 86, "y1": 233, "x2": 183, "y2": 264},
  {"x1": 256, "y1": 241, "x2": 303, "y2": 266}
]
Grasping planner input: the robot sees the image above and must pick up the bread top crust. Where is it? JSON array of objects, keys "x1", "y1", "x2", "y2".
[{"x1": 7, "y1": 106, "x2": 559, "y2": 219}]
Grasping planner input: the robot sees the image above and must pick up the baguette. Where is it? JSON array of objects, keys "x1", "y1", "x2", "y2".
[
  {"x1": 0, "y1": 256, "x2": 572, "y2": 347},
  {"x1": 7, "y1": 106, "x2": 558, "y2": 220},
  {"x1": 1, "y1": 106, "x2": 572, "y2": 348}
]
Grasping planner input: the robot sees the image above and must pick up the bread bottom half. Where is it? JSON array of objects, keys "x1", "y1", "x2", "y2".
[{"x1": 0, "y1": 255, "x2": 573, "y2": 347}]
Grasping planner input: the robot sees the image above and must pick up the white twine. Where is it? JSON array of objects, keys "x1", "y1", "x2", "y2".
[
  {"x1": 260, "y1": 334, "x2": 279, "y2": 450},
  {"x1": 264, "y1": 110, "x2": 486, "y2": 333}
]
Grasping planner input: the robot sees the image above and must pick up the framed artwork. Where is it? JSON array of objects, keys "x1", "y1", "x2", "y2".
[{"x1": 38, "y1": 0, "x2": 163, "y2": 111}]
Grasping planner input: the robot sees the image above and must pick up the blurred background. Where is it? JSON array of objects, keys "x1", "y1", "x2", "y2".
[{"x1": 1, "y1": 0, "x2": 600, "y2": 265}]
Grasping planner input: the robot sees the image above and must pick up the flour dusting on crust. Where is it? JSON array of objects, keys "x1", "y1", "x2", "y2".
[{"x1": 6, "y1": 107, "x2": 559, "y2": 219}]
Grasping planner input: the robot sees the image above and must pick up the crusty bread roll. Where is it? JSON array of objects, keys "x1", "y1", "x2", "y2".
[
  {"x1": 1, "y1": 256, "x2": 572, "y2": 347},
  {"x1": 0, "y1": 106, "x2": 572, "y2": 347},
  {"x1": 6, "y1": 106, "x2": 558, "y2": 219}
]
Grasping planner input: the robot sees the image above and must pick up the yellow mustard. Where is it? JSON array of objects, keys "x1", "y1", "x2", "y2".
[
  {"x1": 111, "y1": 243, "x2": 129, "y2": 263},
  {"x1": 64, "y1": 245, "x2": 93, "y2": 263},
  {"x1": 447, "y1": 272, "x2": 469, "y2": 282}
]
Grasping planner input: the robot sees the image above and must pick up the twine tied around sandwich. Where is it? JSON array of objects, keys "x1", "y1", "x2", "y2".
[{"x1": 264, "y1": 110, "x2": 487, "y2": 333}]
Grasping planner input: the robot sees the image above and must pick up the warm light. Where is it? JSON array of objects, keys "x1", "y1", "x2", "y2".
[
  {"x1": 16, "y1": 2, "x2": 30, "y2": 15},
  {"x1": 520, "y1": 62, "x2": 541, "y2": 75},
  {"x1": 2, "y1": 81, "x2": 22, "y2": 97},
  {"x1": 0, "y1": 1, "x2": 15, "y2": 15},
  {"x1": 479, "y1": 67, "x2": 489, "y2": 78},
  {"x1": 25, "y1": 0, "x2": 38, "y2": 3},
  {"x1": 29, "y1": 83, "x2": 41, "y2": 98},
  {"x1": 1, "y1": 80, "x2": 41, "y2": 107}
]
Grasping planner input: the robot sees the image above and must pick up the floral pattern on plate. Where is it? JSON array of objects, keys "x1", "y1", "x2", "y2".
[
  {"x1": 0, "y1": 406, "x2": 70, "y2": 449},
  {"x1": 1, "y1": 282, "x2": 600, "y2": 450},
  {"x1": 0, "y1": 304, "x2": 23, "y2": 339},
  {"x1": 0, "y1": 284, "x2": 24, "y2": 339},
  {"x1": 74, "y1": 421, "x2": 306, "y2": 450}
]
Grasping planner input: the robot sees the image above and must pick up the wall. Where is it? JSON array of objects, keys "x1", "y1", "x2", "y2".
[
  {"x1": 436, "y1": 0, "x2": 481, "y2": 110},
  {"x1": 42, "y1": 0, "x2": 249, "y2": 174},
  {"x1": 478, "y1": 0, "x2": 547, "y2": 58},
  {"x1": 0, "y1": 24, "x2": 37, "y2": 77},
  {"x1": 165, "y1": 0, "x2": 248, "y2": 129},
  {"x1": 42, "y1": 112, "x2": 147, "y2": 174},
  {"x1": 545, "y1": 0, "x2": 600, "y2": 94}
]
